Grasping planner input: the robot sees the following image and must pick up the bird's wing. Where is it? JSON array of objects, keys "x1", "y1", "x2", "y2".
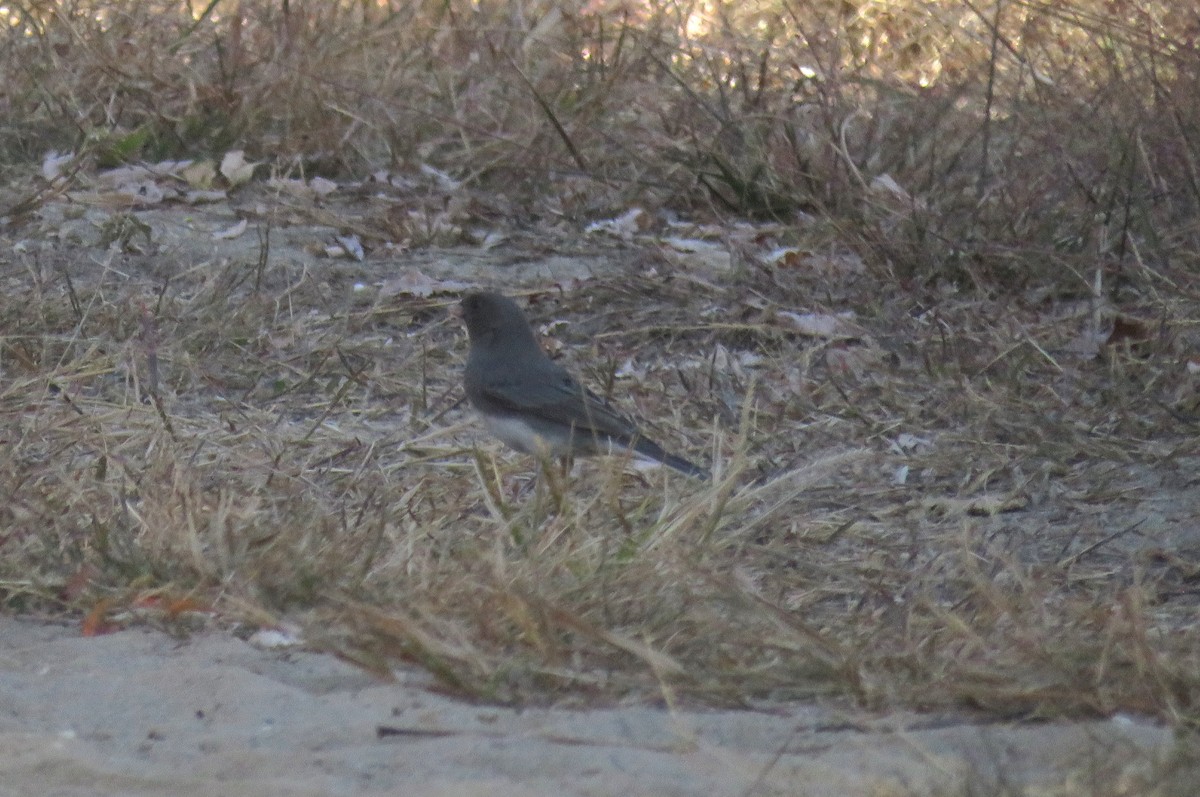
[
  {"x1": 477, "y1": 361, "x2": 639, "y2": 441},
  {"x1": 476, "y1": 358, "x2": 709, "y2": 478}
]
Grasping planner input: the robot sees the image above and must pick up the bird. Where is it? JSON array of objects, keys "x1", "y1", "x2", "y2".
[{"x1": 460, "y1": 291, "x2": 708, "y2": 479}]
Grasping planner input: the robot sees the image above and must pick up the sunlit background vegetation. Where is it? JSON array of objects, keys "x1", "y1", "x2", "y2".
[{"x1": 3, "y1": 0, "x2": 1197, "y2": 284}]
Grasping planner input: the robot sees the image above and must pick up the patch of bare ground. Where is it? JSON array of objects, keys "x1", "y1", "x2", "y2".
[{"x1": 2, "y1": 614, "x2": 1198, "y2": 797}]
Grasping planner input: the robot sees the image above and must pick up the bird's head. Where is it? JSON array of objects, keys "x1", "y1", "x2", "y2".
[{"x1": 460, "y1": 292, "x2": 540, "y2": 352}]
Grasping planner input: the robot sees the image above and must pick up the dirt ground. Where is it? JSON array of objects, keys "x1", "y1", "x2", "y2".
[{"x1": 0, "y1": 615, "x2": 1182, "y2": 796}]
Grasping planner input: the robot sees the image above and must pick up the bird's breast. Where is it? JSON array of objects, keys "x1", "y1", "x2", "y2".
[{"x1": 482, "y1": 413, "x2": 573, "y2": 456}]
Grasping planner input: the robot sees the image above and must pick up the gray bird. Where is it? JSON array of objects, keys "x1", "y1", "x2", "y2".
[{"x1": 460, "y1": 292, "x2": 708, "y2": 479}]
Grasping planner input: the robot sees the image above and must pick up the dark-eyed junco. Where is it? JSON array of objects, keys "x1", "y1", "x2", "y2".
[{"x1": 460, "y1": 292, "x2": 708, "y2": 479}]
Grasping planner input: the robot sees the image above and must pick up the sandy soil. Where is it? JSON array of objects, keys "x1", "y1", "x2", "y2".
[{"x1": 0, "y1": 615, "x2": 1182, "y2": 797}]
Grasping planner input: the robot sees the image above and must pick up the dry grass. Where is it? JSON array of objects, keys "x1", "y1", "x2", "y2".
[
  {"x1": 2, "y1": 0, "x2": 1200, "y2": 734},
  {"x1": 4, "y1": 1, "x2": 1199, "y2": 284},
  {"x1": 3, "y1": 236, "x2": 1199, "y2": 725}
]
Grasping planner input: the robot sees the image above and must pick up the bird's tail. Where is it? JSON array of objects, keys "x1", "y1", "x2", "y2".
[{"x1": 632, "y1": 436, "x2": 709, "y2": 479}]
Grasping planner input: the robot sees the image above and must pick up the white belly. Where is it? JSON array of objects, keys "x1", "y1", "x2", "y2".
[{"x1": 482, "y1": 414, "x2": 571, "y2": 456}]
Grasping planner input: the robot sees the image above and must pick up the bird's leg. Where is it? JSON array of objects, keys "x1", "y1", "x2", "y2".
[{"x1": 529, "y1": 453, "x2": 569, "y2": 514}]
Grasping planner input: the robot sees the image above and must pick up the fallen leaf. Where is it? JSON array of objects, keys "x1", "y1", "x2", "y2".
[
  {"x1": 586, "y1": 207, "x2": 646, "y2": 240},
  {"x1": 473, "y1": 229, "x2": 506, "y2": 249},
  {"x1": 42, "y1": 150, "x2": 75, "y2": 181},
  {"x1": 165, "y1": 596, "x2": 211, "y2": 617},
  {"x1": 81, "y1": 598, "x2": 117, "y2": 637},
  {"x1": 310, "y1": 176, "x2": 338, "y2": 196},
  {"x1": 185, "y1": 190, "x2": 227, "y2": 204},
  {"x1": 765, "y1": 246, "x2": 809, "y2": 267},
  {"x1": 180, "y1": 160, "x2": 217, "y2": 189},
  {"x1": 890, "y1": 433, "x2": 932, "y2": 453},
  {"x1": 248, "y1": 626, "x2": 304, "y2": 650},
  {"x1": 213, "y1": 218, "x2": 248, "y2": 240},
  {"x1": 1106, "y1": 316, "x2": 1154, "y2": 349},
  {"x1": 220, "y1": 150, "x2": 258, "y2": 186},
  {"x1": 334, "y1": 234, "x2": 364, "y2": 261},
  {"x1": 379, "y1": 268, "x2": 471, "y2": 298},
  {"x1": 775, "y1": 310, "x2": 857, "y2": 338}
]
